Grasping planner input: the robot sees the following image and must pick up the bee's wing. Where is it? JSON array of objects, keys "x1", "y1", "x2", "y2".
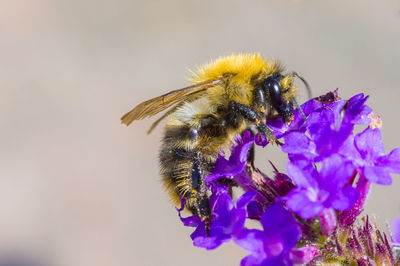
[
  {"x1": 121, "y1": 78, "x2": 226, "y2": 126},
  {"x1": 146, "y1": 94, "x2": 200, "y2": 134}
]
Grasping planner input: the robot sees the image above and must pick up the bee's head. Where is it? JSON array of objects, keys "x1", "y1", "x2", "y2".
[
  {"x1": 262, "y1": 74, "x2": 294, "y2": 124},
  {"x1": 262, "y1": 72, "x2": 310, "y2": 125}
]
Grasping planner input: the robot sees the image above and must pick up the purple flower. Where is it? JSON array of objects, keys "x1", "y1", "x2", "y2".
[
  {"x1": 281, "y1": 107, "x2": 345, "y2": 161},
  {"x1": 281, "y1": 93, "x2": 371, "y2": 162},
  {"x1": 342, "y1": 93, "x2": 372, "y2": 125},
  {"x1": 338, "y1": 176, "x2": 370, "y2": 226},
  {"x1": 234, "y1": 203, "x2": 301, "y2": 266},
  {"x1": 177, "y1": 188, "x2": 256, "y2": 250},
  {"x1": 205, "y1": 131, "x2": 294, "y2": 210},
  {"x1": 345, "y1": 127, "x2": 400, "y2": 185},
  {"x1": 283, "y1": 154, "x2": 359, "y2": 219},
  {"x1": 206, "y1": 131, "x2": 259, "y2": 183},
  {"x1": 173, "y1": 90, "x2": 400, "y2": 265},
  {"x1": 267, "y1": 89, "x2": 344, "y2": 140}
]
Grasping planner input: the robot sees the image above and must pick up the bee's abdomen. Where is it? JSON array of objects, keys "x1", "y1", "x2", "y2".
[
  {"x1": 159, "y1": 125, "x2": 212, "y2": 208},
  {"x1": 159, "y1": 100, "x2": 242, "y2": 217}
]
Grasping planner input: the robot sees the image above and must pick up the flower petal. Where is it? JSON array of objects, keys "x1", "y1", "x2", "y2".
[
  {"x1": 319, "y1": 155, "x2": 355, "y2": 189},
  {"x1": 329, "y1": 185, "x2": 359, "y2": 210},
  {"x1": 284, "y1": 189, "x2": 324, "y2": 219},
  {"x1": 355, "y1": 127, "x2": 384, "y2": 161},
  {"x1": 286, "y1": 161, "x2": 318, "y2": 188},
  {"x1": 235, "y1": 229, "x2": 265, "y2": 254},
  {"x1": 376, "y1": 147, "x2": 400, "y2": 173},
  {"x1": 237, "y1": 190, "x2": 257, "y2": 209},
  {"x1": 193, "y1": 234, "x2": 228, "y2": 250},
  {"x1": 206, "y1": 131, "x2": 255, "y2": 182},
  {"x1": 247, "y1": 201, "x2": 264, "y2": 220},
  {"x1": 282, "y1": 131, "x2": 316, "y2": 157},
  {"x1": 363, "y1": 165, "x2": 393, "y2": 185},
  {"x1": 240, "y1": 254, "x2": 265, "y2": 266},
  {"x1": 343, "y1": 93, "x2": 372, "y2": 125}
]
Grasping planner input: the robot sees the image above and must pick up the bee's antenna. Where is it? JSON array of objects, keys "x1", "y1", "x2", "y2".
[
  {"x1": 293, "y1": 98, "x2": 306, "y2": 122},
  {"x1": 291, "y1": 72, "x2": 312, "y2": 100},
  {"x1": 290, "y1": 71, "x2": 311, "y2": 122}
]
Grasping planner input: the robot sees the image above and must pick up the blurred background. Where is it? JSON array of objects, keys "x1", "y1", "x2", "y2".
[{"x1": 1, "y1": 0, "x2": 400, "y2": 265}]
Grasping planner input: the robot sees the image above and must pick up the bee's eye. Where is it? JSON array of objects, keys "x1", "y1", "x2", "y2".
[{"x1": 263, "y1": 76, "x2": 283, "y2": 109}]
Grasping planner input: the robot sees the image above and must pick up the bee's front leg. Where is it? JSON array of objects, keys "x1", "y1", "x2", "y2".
[
  {"x1": 255, "y1": 121, "x2": 282, "y2": 145},
  {"x1": 228, "y1": 101, "x2": 277, "y2": 143}
]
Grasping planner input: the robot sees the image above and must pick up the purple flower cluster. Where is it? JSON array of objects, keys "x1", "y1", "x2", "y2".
[{"x1": 177, "y1": 90, "x2": 400, "y2": 265}]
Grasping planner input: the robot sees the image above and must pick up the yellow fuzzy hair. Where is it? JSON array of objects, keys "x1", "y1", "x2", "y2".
[
  {"x1": 189, "y1": 53, "x2": 277, "y2": 87},
  {"x1": 280, "y1": 76, "x2": 297, "y2": 102},
  {"x1": 188, "y1": 54, "x2": 280, "y2": 106}
]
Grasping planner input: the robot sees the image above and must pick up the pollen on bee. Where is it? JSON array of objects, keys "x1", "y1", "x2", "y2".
[
  {"x1": 281, "y1": 75, "x2": 297, "y2": 102},
  {"x1": 280, "y1": 76, "x2": 294, "y2": 88},
  {"x1": 200, "y1": 216, "x2": 208, "y2": 222},
  {"x1": 285, "y1": 115, "x2": 295, "y2": 125}
]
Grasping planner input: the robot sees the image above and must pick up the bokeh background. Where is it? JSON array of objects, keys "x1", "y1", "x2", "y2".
[{"x1": 1, "y1": 0, "x2": 400, "y2": 265}]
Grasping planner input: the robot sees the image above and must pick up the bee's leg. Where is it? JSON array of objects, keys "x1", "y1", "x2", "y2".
[
  {"x1": 228, "y1": 101, "x2": 277, "y2": 143},
  {"x1": 253, "y1": 86, "x2": 267, "y2": 114},
  {"x1": 252, "y1": 88, "x2": 283, "y2": 145},
  {"x1": 190, "y1": 151, "x2": 211, "y2": 235},
  {"x1": 216, "y1": 178, "x2": 237, "y2": 198},
  {"x1": 246, "y1": 127, "x2": 259, "y2": 169},
  {"x1": 265, "y1": 112, "x2": 280, "y2": 120},
  {"x1": 247, "y1": 142, "x2": 256, "y2": 170},
  {"x1": 255, "y1": 121, "x2": 282, "y2": 145},
  {"x1": 190, "y1": 114, "x2": 231, "y2": 235}
]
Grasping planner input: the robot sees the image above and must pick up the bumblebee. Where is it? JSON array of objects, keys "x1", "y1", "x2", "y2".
[{"x1": 121, "y1": 54, "x2": 309, "y2": 233}]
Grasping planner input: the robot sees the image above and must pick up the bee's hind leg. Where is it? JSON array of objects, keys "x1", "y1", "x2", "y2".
[{"x1": 188, "y1": 151, "x2": 211, "y2": 235}]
